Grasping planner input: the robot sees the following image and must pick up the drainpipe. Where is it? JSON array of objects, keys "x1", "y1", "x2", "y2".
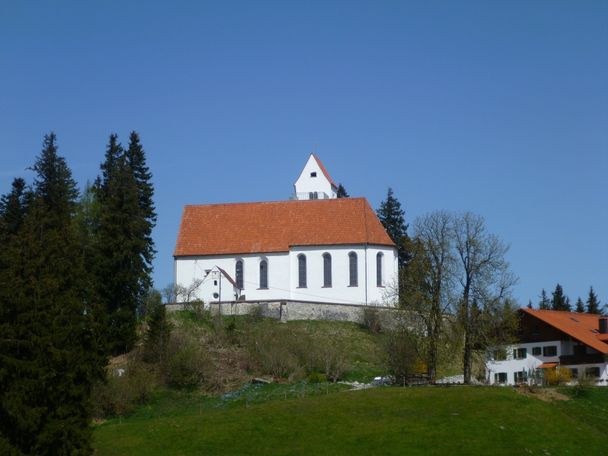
[{"x1": 364, "y1": 244, "x2": 368, "y2": 305}]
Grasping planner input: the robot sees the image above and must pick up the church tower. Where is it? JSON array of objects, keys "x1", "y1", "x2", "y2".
[{"x1": 293, "y1": 154, "x2": 337, "y2": 200}]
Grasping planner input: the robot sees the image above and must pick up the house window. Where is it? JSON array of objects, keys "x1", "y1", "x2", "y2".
[
  {"x1": 514, "y1": 371, "x2": 527, "y2": 384},
  {"x1": 348, "y1": 252, "x2": 358, "y2": 287},
  {"x1": 570, "y1": 368, "x2": 579, "y2": 379},
  {"x1": 235, "y1": 260, "x2": 244, "y2": 290},
  {"x1": 513, "y1": 348, "x2": 527, "y2": 360},
  {"x1": 298, "y1": 254, "x2": 307, "y2": 288},
  {"x1": 543, "y1": 346, "x2": 557, "y2": 357},
  {"x1": 585, "y1": 367, "x2": 601, "y2": 379},
  {"x1": 322, "y1": 253, "x2": 332, "y2": 287},
  {"x1": 310, "y1": 172, "x2": 317, "y2": 177},
  {"x1": 532, "y1": 347, "x2": 541, "y2": 356},
  {"x1": 493, "y1": 349, "x2": 507, "y2": 361},
  {"x1": 376, "y1": 252, "x2": 383, "y2": 286},
  {"x1": 494, "y1": 372, "x2": 507, "y2": 384},
  {"x1": 259, "y1": 259, "x2": 268, "y2": 289}
]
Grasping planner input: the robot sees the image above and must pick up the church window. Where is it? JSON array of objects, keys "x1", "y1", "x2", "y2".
[
  {"x1": 309, "y1": 191, "x2": 318, "y2": 200},
  {"x1": 298, "y1": 254, "x2": 307, "y2": 288},
  {"x1": 259, "y1": 259, "x2": 268, "y2": 289},
  {"x1": 310, "y1": 172, "x2": 317, "y2": 177},
  {"x1": 349, "y1": 252, "x2": 358, "y2": 287},
  {"x1": 323, "y1": 253, "x2": 332, "y2": 287},
  {"x1": 376, "y1": 253, "x2": 384, "y2": 287},
  {"x1": 235, "y1": 260, "x2": 244, "y2": 289}
]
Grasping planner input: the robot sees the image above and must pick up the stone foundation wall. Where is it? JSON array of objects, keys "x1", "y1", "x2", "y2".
[{"x1": 166, "y1": 299, "x2": 398, "y2": 326}]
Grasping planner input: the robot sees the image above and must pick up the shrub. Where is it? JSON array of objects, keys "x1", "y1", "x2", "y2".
[
  {"x1": 545, "y1": 367, "x2": 572, "y2": 386},
  {"x1": 162, "y1": 327, "x2": 213, "y2": 388},
  {"x1": 307, "y1": 371, "x2": 327, "y2": 383},
  {"x1": 182, "y1": 299, "x2": 209, "y2": 322},
  {"x1": 92, "y1": 360, "x2": 157, "y2": 418},
  {"x1": 383, "y1": 328, "x2": 420, "y2": 385},
  {"x1": 362, "y1": 307, "x2": 382, "y2": 333},
  {"x1": 143, "y1": 300, "x2": 172, "y2": 363}
]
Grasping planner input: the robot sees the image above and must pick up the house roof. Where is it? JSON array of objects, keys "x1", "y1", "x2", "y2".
[
  {"x1": 312, "y1": 154, "x2": 337, "y2": 189},
  {"x1": 520, "y1": 308, "x2": 608, "y2": 354},
  {"x1": 174, "y1": 197, "x2": 395, "y2": 257},
  {"x1": 538, "y1": 362, "x2": 559, "y2": 369}
]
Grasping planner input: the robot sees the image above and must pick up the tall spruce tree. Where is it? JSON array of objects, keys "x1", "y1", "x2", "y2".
[
  {"x1": 94, "y1": 132, "x2": 156, "y2": 355},
  {"x1": 575, "y1": 297, "x2": 585, "y2": 313},
  {"x1": 336, "y1": 183, "x2": 349, "y2": 198},
  {"x1": 0, "y1": 133, "x2": 104, "y2": 454},
  {"x1": 586, "y1": 286, "x2": 601, "y2": 314},
  {"x1": 377, "y1": 187, "x2": 410, "y2": 266},
  {"x1": 538, "y1": 289, "x2": 551, "y2": 310},
  {"x1": 551, "y1": 284, "x2": 571, "y2": 311}
]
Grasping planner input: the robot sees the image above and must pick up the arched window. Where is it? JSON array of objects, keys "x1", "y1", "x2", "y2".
[
  {"x1": 298, "y1": 254, "x2": 307, "y2": 288},
  {"x1": 349, "y1": 252, "x2": 358, "y2": 287},
  {"x1": 322, "y1": 253, "x2": 332, "y2": 287},
  {"x1": 259, "y1": 259, "x2": 268, "y2": 289},
  {"x1": 235, "y1": 259, "x2": 244, "y2": 289},
  {"x1": 376, "y1": 252, "x2": 383, "y2": 287}
]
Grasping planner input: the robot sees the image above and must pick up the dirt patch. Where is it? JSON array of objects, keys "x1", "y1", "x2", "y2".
[{"x1": 515, "y1": 385, "x2": 569, "y2": 402}]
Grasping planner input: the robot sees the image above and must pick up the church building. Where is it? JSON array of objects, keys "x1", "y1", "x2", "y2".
[{"x1": 173, "y1": 154, "x2": 398, "y2": 306}]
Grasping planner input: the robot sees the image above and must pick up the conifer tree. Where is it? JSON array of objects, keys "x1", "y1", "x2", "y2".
[
  {"x1": 336, "y1": 183, "x2": 349, "y2": 198},
  {"x1": 94, "y1": 134, "x2": 141, "y2": 354},
  {"x1": 575, "y1": 297, "x2": 585, "y2": 313},
  {"x1": 527, "y1": 300, "x2": 533, "y2": 309},
  {"x1": 94, "y1": 132, "x2": 156, "y2": 355},
  {"x1": 538, "y1": 289, "x2": 551, "y2": 310},
  {"x1": 0, "y1": 133, "x2": 104, "y2": 454},
  {"x1": 377, "y1": 187, "x2": 410, "y2": 266},
  {"x1": 551, "y1": 284, "x2": 571, "y2": 311},
  {"x1": 586, "y1": 286, "x2": 601, "y2": 314},
  {"x1": 143, "y1": 290, "x2": 172, "y2": 363}
]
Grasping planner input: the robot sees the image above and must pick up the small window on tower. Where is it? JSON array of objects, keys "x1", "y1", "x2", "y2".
[{"x1": 310, "y1": 172, "x2": 317, "y2": 177}]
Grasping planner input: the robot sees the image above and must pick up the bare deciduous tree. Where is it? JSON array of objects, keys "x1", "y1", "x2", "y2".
[{"x1": 452, "y1": 212, "x2": 516, "y2": 384}]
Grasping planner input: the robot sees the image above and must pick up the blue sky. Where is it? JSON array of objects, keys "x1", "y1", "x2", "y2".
[{"x1": 1, "y1": 1, "x2": 606, "y2": 306}]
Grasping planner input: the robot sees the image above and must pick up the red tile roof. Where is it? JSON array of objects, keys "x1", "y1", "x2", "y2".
[
  {"x1": 312, "y1": 154, "x2": 337, "y2": 188},
  {"x1": 538, "y1": 362, "x2": 559, "y2": 369},
  {"x1": 174, "y1": 197, "x2": 395, "y2": 257},
  {"x1": 520, "y1": 308, "x2": 608, "y2": 354}
]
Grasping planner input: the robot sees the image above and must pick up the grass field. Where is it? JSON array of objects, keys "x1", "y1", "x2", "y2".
[{"x1": 93, "y1": 385, "x2": 608, "y2": 455}]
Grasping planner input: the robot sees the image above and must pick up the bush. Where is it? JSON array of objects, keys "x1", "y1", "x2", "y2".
[
  {"x1": 182, "y1": 299, "x2": 209, "y2": 322},
  {"x1": 545, "y1": 367, "x2": 572, "y2": 386},
  {"x1": 162, "y1": 327, "x2": 213, "y2": 388},
  {"x1": 307, "y1": 371, "x2": 327, "y2": 383},
  {"x1": 383, "y1": 328, "x2": 420, "y2": 385},
  {"x1": 92, "y1": 360, "x2": 158, "y2": 418},
  {"x1": 362, "y1": 307, "x2": 382, "y2": 333}
]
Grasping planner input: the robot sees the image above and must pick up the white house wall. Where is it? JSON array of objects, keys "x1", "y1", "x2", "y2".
[
  {"x1": 174, "y1": 244, "x2": 397, "y2": 306},
  {"x1": 486, "y1": 340, "x2": 608, "y2": 386}
]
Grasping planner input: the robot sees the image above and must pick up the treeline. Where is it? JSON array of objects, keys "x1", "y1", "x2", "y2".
[
  {"x1": 531, "y1": 284, "x2": 604, "y2": 314},
  {"x1": 0, "y1": 132, "x2": 156, "y2": 454},
  {"x1": 376, "y1": 189, "x2": 517, "y2": 384}
]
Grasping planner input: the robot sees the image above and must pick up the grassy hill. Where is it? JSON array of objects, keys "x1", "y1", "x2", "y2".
[{"x1": 93, "y1": 386, "x2": 608, "y2": 455}]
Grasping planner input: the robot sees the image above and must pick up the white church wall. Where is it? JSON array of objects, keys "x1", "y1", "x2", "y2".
[
  {"x1": 174, "y1": 253, "x2": 290, "y2": 303},
  {"x1": 293, "y1": 156, "x2": 336, "y2": 199},
  {"x1": 288, "y1": 244, "x2": 397, "y2": 306}
]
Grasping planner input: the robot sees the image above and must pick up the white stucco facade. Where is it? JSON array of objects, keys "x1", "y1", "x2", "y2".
[
  {"x1": 174, "y1": 244, "x2": 397, "y2": 306},
  {"x1": 486, "y1": 340, "x2": 608, "y2": 386}
]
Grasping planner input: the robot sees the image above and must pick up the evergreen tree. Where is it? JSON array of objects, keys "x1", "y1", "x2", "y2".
[
  {"x1": 94, "y1": 132, "x2": 156, "y2": 355},
  {"x1": 336, "y1": 183, "x2": 349, "y2": 198},
  {"x1": 0, "y1": 133, "x2": 104, "y2": 454},
  {"x1": 143, "y1": 290, "x2": 172, "y2": 363},
  {"x1": 377, "y1": 187, "x2": 410, "y2": 266},
  {"x1": 551, "y1": 284, "x2": 571, "y2": 311},
  {"x1": 586, "y1": 286, "x2": 601, "y2": 314},
  {"x1": 538, "y1": 289, "x2": 551, "y2": 310},
  {"x1": 575, "y1": 297, "x2": 585, "y2": 313},
  {"x1": 527, "y1": 300, "x2": 533, "y2": 309}
]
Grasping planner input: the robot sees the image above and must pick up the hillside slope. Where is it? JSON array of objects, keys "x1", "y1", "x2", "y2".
[{"x1": 94, "y1": 386, "x2": 608, "y2": 455}]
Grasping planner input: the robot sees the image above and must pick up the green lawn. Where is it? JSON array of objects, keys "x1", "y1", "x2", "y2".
[{"x1": 94, "y1": 386, "x2": 608, "y2": 455}]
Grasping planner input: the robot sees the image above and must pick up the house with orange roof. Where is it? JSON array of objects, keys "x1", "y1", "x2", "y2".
[
  {"x1": 173, "y1": 154, "x2": 398, "y2": 307},
  {"x1": 486, "y1": 308, "x2": 608, "y2": 386}
]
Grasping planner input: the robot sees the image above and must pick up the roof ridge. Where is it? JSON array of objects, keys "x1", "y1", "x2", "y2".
[{"x1": 184, "y1": 197, "x2": 368, "y2": 208}]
